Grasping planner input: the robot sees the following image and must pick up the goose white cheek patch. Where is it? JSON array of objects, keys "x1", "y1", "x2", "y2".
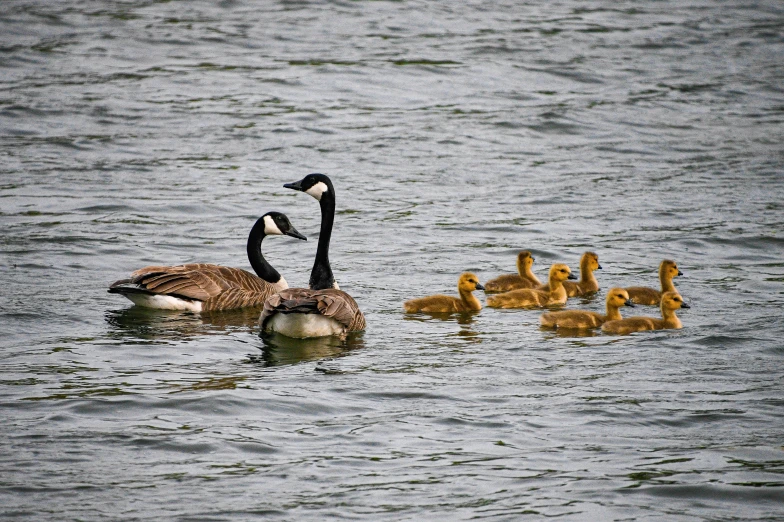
[
  {"x1": 305, "y1": 181, "x2": 328, "y2": 201},
  {"x1": 263, "y1": 215, "x2": 283, "y2": 235}
]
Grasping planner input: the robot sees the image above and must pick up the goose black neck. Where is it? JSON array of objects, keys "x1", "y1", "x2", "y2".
[
  {"x1": 309, "y1": 181, "x2": 336, "y2": 290},
  {"x1": 247, "y1": 217, "x2": 281, "y2": 284}
]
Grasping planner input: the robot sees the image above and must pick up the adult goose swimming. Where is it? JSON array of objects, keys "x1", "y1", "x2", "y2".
[
  {"x1": 259, "y1": 173, "x2": 366, "y2": 339},
  {"x1": 108, "y1": 211, "x2": 306, "y2": 312}
]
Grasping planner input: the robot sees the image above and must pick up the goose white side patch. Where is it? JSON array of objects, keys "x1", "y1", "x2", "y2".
[
  {"x1": 263, "y1": 215, "x2": 283, "y2": 235},
  {"x1": 125, "y1": 293, "x2": 203, "y2": 312},
  {"x1": 305, "y1": 181, "x2": 328, "y2": 201},
  {"x1": 272, "y1": 276, "x2": 288, "y2": 292},
  {"x1": 265, "y1": 313, "x2": 344, "y2": 338}
]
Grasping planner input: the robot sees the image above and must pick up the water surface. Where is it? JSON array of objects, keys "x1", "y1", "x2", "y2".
[{"x1": 1, "y1": 1, "x2": 783, "y2": 520}]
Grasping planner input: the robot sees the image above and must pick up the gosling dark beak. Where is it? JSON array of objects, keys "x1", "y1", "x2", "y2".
[
  {"x1": 475, "y1": 283, "x2": 485, "y2": 291},
  {"x1": 283, "y1": 179, "x2": 304, "y2": 192},
  {"x1": 597, "y1": 264, "x2": 603, "y2": 270},
  {"x1": 285, "y1": 226, "x2": 307, "y2": 241},
  {"x1": 677, "y1": 270, "x2": 684, "y2": 276},
  {"x1": 624, "y1": 299, "x2": 635, "y2": 307},
  {"x1": 680, "y1": 302, "x2": 691, "y2": 309},
  {"x1": 567, "y1": 273, "x2": 577, "y2": 280}
]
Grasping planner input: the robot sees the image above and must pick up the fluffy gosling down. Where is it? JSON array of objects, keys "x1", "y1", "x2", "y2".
[
  {"x1": 601, "y1": 291, "x2": 690, "y2": 335},
  {"x1": 483, "y1": 251, "x2": 542, "y2": 294},
  {"x1": 540, "y1": 288, "x2": 634, "y2": 329},
  {"x1": 550, "y1": 251, "x2": 601, "y2": 297},
  {"x1": 403, "y1": 273, "x2": 484, "y2": 313},
  {"x1": 625, "y1": 259, "x2": 682, "y2": 305},
  {"x1": 486, "y1": 263, "x2": 576, "y2": 309}
]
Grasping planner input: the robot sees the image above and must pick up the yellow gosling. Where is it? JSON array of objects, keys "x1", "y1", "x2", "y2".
[
  {"x1": 536, "y1": 251, "x2": 601, "y2": 297},
  {"x1": 487, "y1": 263, "x2": 575, "y2": 309},
  {"x1": 403, "y1": 272, "x2": 484, "y2": 313},
  {"x1": 484, "y1": 251, "x2": 542, "y2": 294},
  {"x1": 601, "y1": 291, "x2": 690, "y2": 335},
  {"x1": 625, "y1": 259, "x2": 683, "y2": 305},
  {"x1": 540, "y1": 288, "x2": 633, "y2": 329}
]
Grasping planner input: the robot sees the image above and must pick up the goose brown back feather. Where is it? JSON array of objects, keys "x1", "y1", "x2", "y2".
[
  {"x1": 260, "y1": 287, "x2": 366, "y2": 333},
  {"x1": 111, "y1": 264, "x2": 283, "y2": 311}
]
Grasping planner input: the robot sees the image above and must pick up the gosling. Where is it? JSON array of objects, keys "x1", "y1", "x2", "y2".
[
  {"x1": 486, "y1": 264, "x2": 575, "y2": 309},
  {"x1": 625, "y1": 259, "x2": 683, "y2": 305},
  {"x1": 540, "y1": 288, "x2": 634, "y2": 329},
  {"x1": 548, "y1": 251, "x2": 601, "y2": 297},
  {"x1": 601, "y1": 291, "x2": 690, "y2": 335},
  {"x1": 403, "y1": 272, "x2": 485, "y2": 313},
  {"x1": 484, "y1": 251, "x2": 543, "y2": 293}
]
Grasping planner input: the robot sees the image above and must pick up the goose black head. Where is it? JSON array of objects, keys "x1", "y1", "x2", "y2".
[
  {"x1": 262, "y1": 211, "x2": 307, "y2": 241},
  {"x1": 283, "y1": 173, "x2": 334, "y2": 202}
]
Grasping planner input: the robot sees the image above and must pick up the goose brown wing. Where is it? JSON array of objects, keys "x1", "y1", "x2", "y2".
[
  {"x1": 260, "y1": 288, "x2": 366, "y2": 332},
  {"x1": 119, "y1": 264, "x2": 271, "y2": 302},
  {"x1": 201, "y1": 287, "x2": 276, "y2": 311}
]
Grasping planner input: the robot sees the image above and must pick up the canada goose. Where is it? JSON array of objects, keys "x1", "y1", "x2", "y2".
[
  {"x1": 403, "y1": 273, "x2": 484, "y2": 313},
  {"x1": 108, "y1": 212, "x2": 306, "y2": 312},
  {"x1": 484, "y1": 251, "x2": 542, "y2": 293},
  {"x1": 540, "y1": 288, "x2": 633, "y2": 329},
  {"x1": 486, "y1": 263, "x2": 576, "y2": 309},
  {"x1": 260, "y1": 173, "x2": 366, "y2": 339},
  {"x1": 625, "y1": 259, "x2": 683, "y2": 305},
  {"x1": 601, "y1": 291, "x2": 690, "y2": 335},
  {"x1": 540, "y1": 251, "x2": 601, "y2": 297}
]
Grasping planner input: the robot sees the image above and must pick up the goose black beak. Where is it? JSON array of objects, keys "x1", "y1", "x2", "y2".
[
  {"x1": 283, "y1": 180, "x2": 304, "y2": 192},
  {"x1": 475, "y1": 283, "x2": 485, "y2": 291},
  {"x1": 597, "y1": 264, "x2": 603, "y2": 270},
  {"x1": 285, "y1": 227, "x2": 307, "y2": 241},
  {"x1": 624, "y1": 299, "x2": 635, "y2": 307},
  {"x1": 677, "y1": 270, "x2": 684, "y2": 276},
  {"x1": 680, "y1": 302, "x2": 691, "y2": 309},
  {"x1": 567, "y1": 273, "x2": 578, "y2": 280}
]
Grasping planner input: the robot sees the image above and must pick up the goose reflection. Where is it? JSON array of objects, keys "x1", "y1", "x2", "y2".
[
  {"x1": 254, "y1": 331, "x2": 365, "y2": 367},
  {"x1": 105, "y1": 306, "x2": 364, "y2": 366},
  {"x1": 105, "y1": 306, "x2": 261, "y2": 341},
  {"x1": 403, "y1": 311, "x2": 478, "y2": 326},
  {"x1": 403, "y1": 311, "x2": 482, "y2": 343},
  {"x1": 541, "y1": 327, "x2": 600, "y2": 339}
]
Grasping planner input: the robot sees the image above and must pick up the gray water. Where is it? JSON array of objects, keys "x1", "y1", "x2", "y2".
[{"x1": 2, "y1": 1, "x2": 784, "y2": 520}]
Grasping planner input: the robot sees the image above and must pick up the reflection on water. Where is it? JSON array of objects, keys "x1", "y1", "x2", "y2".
[
  {"x1": 106, "y1": 305, "x2": 363, "y2": 366},
  {"x1": 403, "y1": 311, "x2": 478, "y2": 326},
  {"x1": 170, "y1": 375, "x2": 248, "y2": 393},
  {"x1": 105, "y1": 306, "x2": 261, "y2": 341},
  {"x1": 403, "y1": 311, "x2": 482, "y2": 343},
  {"x1": 541, "y1": 326, "x2": 600, "y2": 339},
  {"x1": 254, "y1": 331, "x2": 366, "y2": 367},
  {"x1": 3, "y1": 0, "x2": 783, "y2": 518}
]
